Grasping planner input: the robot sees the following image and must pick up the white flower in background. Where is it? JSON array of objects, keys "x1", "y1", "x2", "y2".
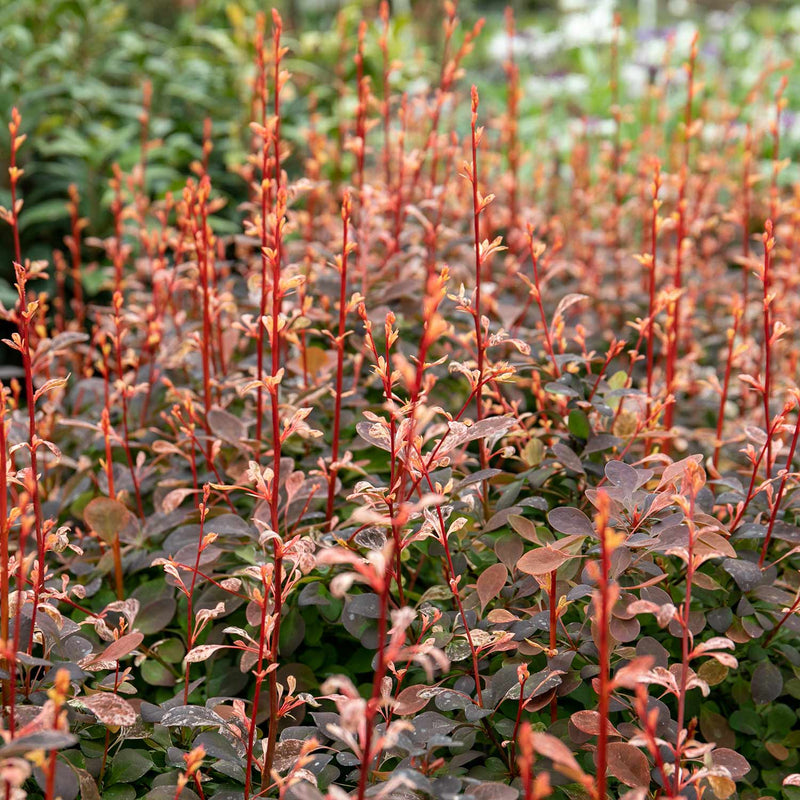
[
  {"x1": 591, "y1": 119, "x2": 618, "y2": 138},
  {"x1": 564, "y1": 73, "x2": 590, "y2": 95},
  {"x1": 730, "y1": 28, "x2": 753, "y2": 52},
  {"x1": 621, "y1": 63, "x2": 649, "y2": 99},
  {"x1": 525, "y1": 72, "x2": 589, "y2": 102},
  {"x1": 674, "y1": 21, "x2": 699, "y2": 52},
  {"x1": 561, "y1": 0, "x2": 619, "y2": 48},
  {"x1": 707, "y1": 6, "x2": 746, "y2": 32},
  {"x1": 489, "y1": 0, "x2": 635, "y2": 67},
  {"x1": 528, "y1": 32, "x2": 563, "y2": 61},
  {"x1": 633, "y1": 35, "x2": 669, "y2": 69},
  {"x1": 668, "y1": 0, "x2": 690, "y2": 16},
  {"x1": 488, "y1": 27, "x2": 563, "y2": 64},
  {"x1": 701, "y1": 122, "x2": 725, "y2": 147},
  {"x1": 487, "y1": 31, "x2": 513, "y2": 63}
]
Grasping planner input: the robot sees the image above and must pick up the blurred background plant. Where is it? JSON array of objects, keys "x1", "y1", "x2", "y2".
[{"x1": 3, "y1": 0, "x2": 800, "y2": 298}]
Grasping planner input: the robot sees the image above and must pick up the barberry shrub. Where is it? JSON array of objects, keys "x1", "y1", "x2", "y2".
[{"x1": 1, "y1": 4, "x2": 800, "y2": 800}]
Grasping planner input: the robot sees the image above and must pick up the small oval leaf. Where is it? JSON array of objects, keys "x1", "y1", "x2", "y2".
[
  {"x1": 477, "y1": 563, "x2": 508, "y2": 611},
  {"x1": 517, "y1": 547, "x2": 573, "y2": 576}
]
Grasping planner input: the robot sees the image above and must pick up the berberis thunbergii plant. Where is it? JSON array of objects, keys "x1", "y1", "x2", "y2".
[{"x1": 2, "y1": 2, "x2": 800, "y2": 799}]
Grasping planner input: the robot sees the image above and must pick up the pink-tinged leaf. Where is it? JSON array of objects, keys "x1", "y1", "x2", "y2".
[
  {"x1": 706, "y1": 775, "x2": 736, "y2": 800},
  {"x1": 552, "y1": 292, "x2": 588, "y2": 322},
  {"x1": 783, "y1": 775, "x2": 800, "y2": 787},
  {"x1": 152, "y1": 440, "x2": 184, "y2": 456},
  {"x1": 696, "y1": 531, "x2": 736, "y2": 560},
  {"x1": 465, "y1": 416, "x2": 515, "y2": 441},
  {"x1": 47, "y1": 331, "x2": 90, "y2": 353},
  {"x1": 495, "y1": 535, "x2": 524, "y2": 569},
  {"x1": 88, "y1": 632, "x2": 144, "y2": 666},
  {"x1": 184, "y1": 644, "x2": 230, "y2": 664},
  {"x1": 439, "y1": 417, "x2": 515, "y2": 454},
  {"x1": 161, "y1": 488, "x2": 197, "y2": 514},
  {"x1": 551, "y1": 443, "x2": 585, "y2": 474},
  {"x1": 691, "y1": 637, "x2": 735, "y2": 657},
  {"x1": 618, "y1": 790, "x2": 648, "y2": 800},
  {"x1": 207, "y1": 406, "x2": 248, "y2": 445},
  {"x1": 627, "y1": 600, "x2": 676, "y2": 628},
  {"x1": 33, "y1": 377, "x2": 68, "y2": 404},
  {"x1": 640, "y1": 489, "x2": 676, "y2": 521},
  {"x1": 84, "y1": 497, "x2": 134, "y2": 545},
  {"x1": 477, "y1": 563, "x2": 508, "y2": 611},
  {"x1": 712, "y1": 748, "x2": 751, "y2": 779},
  {"x1": 553, "y1": 534, "x2": 586, "y2": 552},
  {"x1": 604, "y1": 461, "x2": 640, "y2": 495},
  {"x1": 394, "y1": 685, "x2": 433, "y2": 715},
  {"x1": 355, "y1": 421, "x2": 392, "y2": 452},
  {"x1": 642, "y1": 666, "x2": 679, "y2": 693},
  {"x1": 743, "y1": 425, "x2": 768, "y2": 445},
  {"x1": 486, "y1": 609, "x2": 519, "y2": 624},
  {"x1": 530, "y1": 732, "x2": 584, "y2": 776},
  {"x1": 469, "y1": 783, "x2": 518, "y2": 800},
  {"x1": 612, "y1": 656, "x2": 655, "y2": 689},
  {"x1": 517, "y1": 547, "x2": 573, "y2": 576},
  {"x1": 509, "y1": 514, "x2": 539, "y2": 543},
  {"x1": 82, "y1": 693, "x2": 137, "y2": 726},
  {"x1": 658, "y1": 455, "x2": 703, "y2": 489},
  {"x1": 548, "y1": 507, "x2": 596, "y2": 538},
  {"x1": 570, "y1": 710, "x2": 621, "y2": 737},
  {"x1": 103, "y1": 598, "x2": 141, "y2": 626},
  {"x1": 273, "y1": 739, "x2": 311, "y2": 774},
  {"x1": 604, "y1": 742, "x2": 650, "y2": 788}
]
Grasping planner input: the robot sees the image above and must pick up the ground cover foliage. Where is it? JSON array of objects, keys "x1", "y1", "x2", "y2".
[{"x1": 4, "y1": 2, "x2": 800, "y2": 799}]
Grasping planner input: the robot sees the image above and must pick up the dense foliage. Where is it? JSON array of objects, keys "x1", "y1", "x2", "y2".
[{"x1": 3, "y1": 2, "x2": 800, "y2": 799}]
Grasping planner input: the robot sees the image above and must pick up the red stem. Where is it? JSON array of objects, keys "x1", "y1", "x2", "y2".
[
  {"x1": 0, "y1": 388, "x2": 9, "y2": 718},
  {"x1": 244, "y1": 569, "x2": 270, "y2": 800},
  {"x1": 325, "y1": 194, "x2": 351, "y2": 527},
  {"x1": 645, "y1": 163, "x2": 661, "y2": 425},
  {"x1": 470, "y1": 87, "x2": 488, "y2": 476},
  {"x1": 527, "y1": 229, "x2": 560, "y2": 377},
  {"x1": 354, "y1": 558, "x2": 393, "y2": 800},
  {"x1": 264, "y1": 14, "x2": 286, "y2": 789},
  {"x1": 548, "y1": 571, "x2": 558, "y2": 724},
  {"x1": 111, "y1": 295, "x2": 145, "y2": 518},
  {"x1": 712, "y1": 305, "x2": 743, "y2": 469},
  {"x1": 254, "y1": 27, "x2": 270, "y2": 454},
  {"x1": 674, "y1": 491, "x2": 697, "y2": 797},
  {"x1": 664, "y1": 35, "x2": 697, "y2": 436},
  {"x1": 761, "y1": 222, "x2": 774, "y2": 481},
  {"x1": 184, "y1": 488, "x2": 209, "y2": 703},
  {"x1": 17, "y1": 279, "x2": 45, "y2": 657},
  {"x1": 595, "y1": 494, "x2": 612, "y2": 800}
]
